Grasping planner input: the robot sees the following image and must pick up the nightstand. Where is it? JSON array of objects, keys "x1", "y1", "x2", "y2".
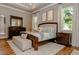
[{"x1": 56, "y1": 32, "x2": 72, "y2": 46}]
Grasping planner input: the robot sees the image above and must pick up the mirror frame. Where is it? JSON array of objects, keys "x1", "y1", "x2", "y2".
[{"x1": 10, "y1": 15, "x2": 23, "y2": 27}]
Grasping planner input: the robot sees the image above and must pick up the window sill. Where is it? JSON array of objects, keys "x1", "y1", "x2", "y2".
[
  {"x1": 0, "y1": 33, "x2": 5, "y2": 35},
  {"x1": 61, "y1": 30, "x2": 72, "y2": 33}
]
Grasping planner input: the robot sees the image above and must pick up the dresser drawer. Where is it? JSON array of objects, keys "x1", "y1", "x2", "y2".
[{"x1": 56, "y1": 32, "x2": 72, "y2": 46}]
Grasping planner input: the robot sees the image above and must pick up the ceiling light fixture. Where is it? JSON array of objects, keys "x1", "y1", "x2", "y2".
[
  {"x1": 29, "y1": 3, "x2": 32, "y2": 6},
  {"x1": 28, "y1": 3, "x2": 36, "y2": 9}
]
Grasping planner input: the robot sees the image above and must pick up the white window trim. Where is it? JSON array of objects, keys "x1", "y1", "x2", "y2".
[
  {"x1": 58, "y1": 4, "x2": 73, "y2": 33},
  {"x1": 42, "y1": 12, "x2": 47, "y2": 21},
  {"x1": 32, "y1": 14, "x2": 38, "y2": 31}
]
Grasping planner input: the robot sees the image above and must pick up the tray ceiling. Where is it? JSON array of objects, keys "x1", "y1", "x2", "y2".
[{"x1": 1, "y1": 3, "x2": 51, "y2": 12}]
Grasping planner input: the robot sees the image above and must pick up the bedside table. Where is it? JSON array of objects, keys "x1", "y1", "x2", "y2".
[{"x1": 56, "y1": 32, "x2": 72, "y2": 46}]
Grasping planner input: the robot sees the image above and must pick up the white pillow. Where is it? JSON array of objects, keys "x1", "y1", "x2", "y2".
[{"x1": 21, "y1": 34, "x2": 27, "y2": 39}]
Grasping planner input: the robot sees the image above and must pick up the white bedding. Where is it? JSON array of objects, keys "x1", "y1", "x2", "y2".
[
  {"x1": 41, "y1": 32, "x2": 56, "y2": 41},
  {"x1": 26, "y1": 31, "x2": 56, "y2": 41},
  {"x1": 23, "y1": 23, "x2": 56, "y2": 41}
]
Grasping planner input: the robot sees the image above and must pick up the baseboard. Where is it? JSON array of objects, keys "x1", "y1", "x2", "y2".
[
  {"x1": 0, "y1": 38, "x2": 7, "y2": 39},
  {"x1": 72, "y1": 46, "x2": 79, "y2": 50}
]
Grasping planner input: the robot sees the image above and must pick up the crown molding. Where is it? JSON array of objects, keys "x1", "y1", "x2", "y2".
[
  {"x1": 0, "y1": 4, "x2": 32, "y2": 14},
  {"x1": 15, "y1": 3, "x2": 30, "y2": 9},
  {"x1": 0, "y1": 3, "x2": 58, "y2": 14},
  {"x1": 32, "y1": 3, "x2": 57, "y2": 14}
]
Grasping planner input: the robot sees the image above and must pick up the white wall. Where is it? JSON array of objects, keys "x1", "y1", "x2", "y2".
[{"x1": 0, "y1": 6, "x2": 32, "y2": 38}]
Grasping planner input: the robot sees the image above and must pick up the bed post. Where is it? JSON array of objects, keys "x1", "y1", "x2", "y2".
[
  {"x1": 56, "y1": 23, "x2": 58, "y2": 36},
  {"x1": 32, "y1": 35, "x2": 38, "y2": 50}
]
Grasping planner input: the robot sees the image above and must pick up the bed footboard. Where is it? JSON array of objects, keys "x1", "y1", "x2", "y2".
[{"x1": 28, "y1": 34, "x2": 38, "y2": 50}]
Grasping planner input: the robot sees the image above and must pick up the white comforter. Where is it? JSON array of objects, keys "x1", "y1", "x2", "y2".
[{"x1": 25, "y1": 31, "x2": 56, "y2": 41}]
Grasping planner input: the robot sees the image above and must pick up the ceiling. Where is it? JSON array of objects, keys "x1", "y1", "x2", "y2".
[{"x1": 1, "y1": 3, "x2": 51, "y2": 12}]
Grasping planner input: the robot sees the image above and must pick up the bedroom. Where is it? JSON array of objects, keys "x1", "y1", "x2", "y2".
[{"x1": 0, "y1": 3, "x2": 79, "y2": 55}]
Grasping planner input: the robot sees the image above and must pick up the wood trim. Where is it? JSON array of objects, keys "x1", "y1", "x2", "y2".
[
  {"x1": 38, "y1": 22, "x2": 58, "y2": 27},
  {"x1": 56, "y1": 46, "x2": 73, "y2": 55},
  {"x1": 28, "y1": 34, "x2": 38, "y2": 50},
  {"x1": 10, "y1": 15, "x2": 22, "y2": 19},
  {"x1": 4, "y1": 17, "x2": 6, "y2": 24},
  {"x1": 56, "y1": 32, "x2": 72, "y2": 46},
  {"x1": 72, "y1": 46, "x2": 79, "y2": 50}
]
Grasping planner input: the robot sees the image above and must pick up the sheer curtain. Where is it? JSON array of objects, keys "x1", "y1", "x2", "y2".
[
  {"x1": 57, "y1": 4, "x2": 62, "y2": 32},
  {"x1": 72, "y1": 3, "x2": 79, "y2": 47},
  {"x1": 0, "y1": 15, "x2": 5, "y2": 35},
  {"x1": 32, "y1": 13, "x2": 39, "y2": 31}
]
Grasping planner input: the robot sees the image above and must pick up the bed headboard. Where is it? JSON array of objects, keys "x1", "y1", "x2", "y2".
[{"x1": 38, "y1": 22, "x2": 58, "y2": 34}]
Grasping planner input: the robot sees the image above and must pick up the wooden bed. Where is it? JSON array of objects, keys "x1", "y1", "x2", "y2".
[{"x1": 28, "y1": 22, "x2": 58, "y2": 50}]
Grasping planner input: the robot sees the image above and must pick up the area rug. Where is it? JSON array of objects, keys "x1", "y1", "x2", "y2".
[
  {"x1": 0, "y1": 39, "x2": 15, "y2": 55},
  {"x1": 7, "y1": 40, "x2": 65, "y2": 55}
]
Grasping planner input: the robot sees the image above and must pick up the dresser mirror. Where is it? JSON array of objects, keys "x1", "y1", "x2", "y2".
[{"x1": 10, "y1": 15, "x2": 23, "y2": 27}]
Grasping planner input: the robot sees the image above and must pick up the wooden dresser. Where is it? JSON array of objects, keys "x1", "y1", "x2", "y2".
[
  {"x1": 56, "y1": 32, "x2": 72, "y2": 46},
  {"x1": 8, "y1": 26, "x2": 26, "y2": 39}
]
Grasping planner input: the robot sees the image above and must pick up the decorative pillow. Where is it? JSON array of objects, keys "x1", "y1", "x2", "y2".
[{"x1": 21, "y1": 34, "x2": 27, "y2": 39}]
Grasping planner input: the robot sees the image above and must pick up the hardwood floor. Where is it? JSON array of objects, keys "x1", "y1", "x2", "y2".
[
  {"x1": 0, "y1": 39, "x2": 15, "y2": 55},
  {"x1": 0, "y1": 39, "x2": 74, "y2": 55},
  {"x1": 56, "y1": 46, "x2": 73, "y2": 55}
]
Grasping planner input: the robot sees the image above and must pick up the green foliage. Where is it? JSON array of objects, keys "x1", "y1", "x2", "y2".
[{"x1": 63, "y1": 7, "x2": 73, "y2": 30}]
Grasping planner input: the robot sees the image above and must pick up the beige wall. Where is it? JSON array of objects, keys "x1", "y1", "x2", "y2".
[{"x1": 0, "y1": 6, "x2": 32, "y2": 38}]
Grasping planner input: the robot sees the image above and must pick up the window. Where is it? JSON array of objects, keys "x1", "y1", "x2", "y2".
[
  {"x1": 42, "y1": 12, "x2": 46, "y2": 21},
  {"x1": 47, "y1": 10, "x2": 53, "y2": 21},
  {"x1": 0, "y1": 15, "x2": 5, "y2": 35},
  {"x1": 32, "y1": 15, "x2": 38, "y2": 30},
  {"x1": 62, "y1": 7, "x2": 73, "y2": 31}
]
